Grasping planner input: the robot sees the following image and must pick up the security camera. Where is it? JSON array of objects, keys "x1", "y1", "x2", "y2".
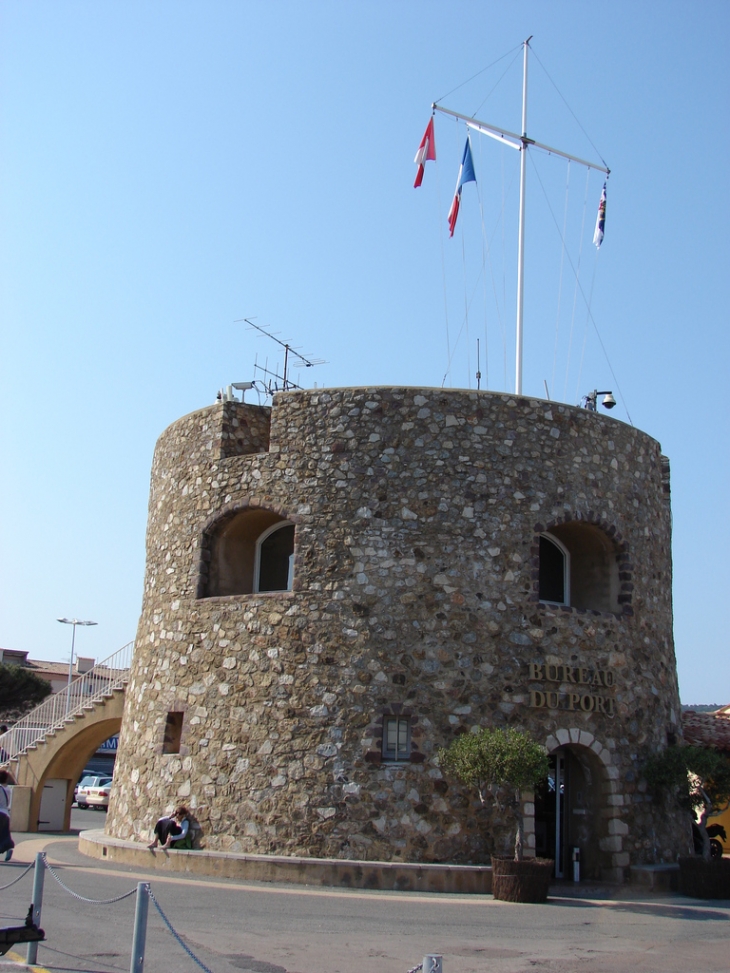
[{"x1": 602, "y1": 393, "x2": 616, "y2": 410}]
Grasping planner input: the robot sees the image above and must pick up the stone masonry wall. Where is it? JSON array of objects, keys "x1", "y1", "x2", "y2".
[{"x1": 107, "y1": 387, "x2": 686, "y2": 880}]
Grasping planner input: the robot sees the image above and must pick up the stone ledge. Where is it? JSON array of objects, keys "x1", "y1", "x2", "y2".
[
  {"x1": 79, "y1": 830, "x2": 493, "y2": 894},
  {"x1": 629, "y1": 864, "x2": 679, "y2": 892}
]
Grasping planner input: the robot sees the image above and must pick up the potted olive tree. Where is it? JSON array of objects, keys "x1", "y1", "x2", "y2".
[
  {"x1": 439, "y1": 726, "x2": 552, "y2": 902},
  {"x1": 644, "y1": 745, "x2": 730, "y2": 899}
]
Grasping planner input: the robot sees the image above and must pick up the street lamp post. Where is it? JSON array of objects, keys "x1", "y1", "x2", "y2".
[{"x1": 57, "y1": 617, "x2": 97, "y2": 714}]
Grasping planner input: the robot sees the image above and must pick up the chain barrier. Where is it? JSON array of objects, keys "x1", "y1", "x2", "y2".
[
  {"x1": 40, "y1": 852, "x2": 137, "y2": 904},
  {"x1": 0, "y1": 860, "x2": 33, "y2": 890},
  {"x1": 13, "y1": 853, "x2": 434, "y2": 973},
  {"x1": 146, "y1": 885, "x2": 216, "y2": 973}
]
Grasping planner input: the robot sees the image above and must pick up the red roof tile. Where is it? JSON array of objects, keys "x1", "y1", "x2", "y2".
[{"x1": 682, "y1": 709, "x2": 730, "y2": 752}]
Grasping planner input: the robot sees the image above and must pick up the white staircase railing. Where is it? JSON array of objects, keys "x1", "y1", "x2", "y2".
[{"x1": 0, "y1": 640, "x2": 134, "y2": 764}]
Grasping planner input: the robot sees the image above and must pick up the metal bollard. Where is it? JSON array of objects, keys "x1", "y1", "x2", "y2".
[
  {"x1": 26, "y1": 852, "x2": 45, "y2": 965},
  {"x1": 424, "y1": 956, "x2": 443, "y2": 973},
  {"x1": 130, "y1": 882, "x2": 149, "y2": 973},
  {"x1": 572, "y1": 846, "x2": 580, "y2": 883}
]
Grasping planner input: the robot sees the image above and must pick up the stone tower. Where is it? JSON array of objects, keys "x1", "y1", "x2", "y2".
[{"x1": 107, "y1": 387, "x2": 685, "y2": 881}]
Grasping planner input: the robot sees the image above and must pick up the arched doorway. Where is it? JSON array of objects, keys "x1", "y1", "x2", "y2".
[{"x1": 534, "y1": 744, "x2": 605, "y2": 880}]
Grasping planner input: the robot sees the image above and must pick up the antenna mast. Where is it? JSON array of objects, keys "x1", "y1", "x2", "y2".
[{"x1": 235, "y1": 318, "x2": 326, "y2": 396}]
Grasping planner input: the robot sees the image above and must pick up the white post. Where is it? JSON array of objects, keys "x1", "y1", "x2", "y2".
[
  {"x1": 424, "y1": 956, "x2": 443, "y2": 973},
  {"x1": 515, "y1": 36, "x2": 531, "y2": 397},
  {"x1": 130, "y1": 882, "x2": 149, "y2": 973},
  {"x1": 26, "y1": 852, "x2": 45, "y2": 965},
  {"x1": 65, "y1": 622, "x2": 77, "y2": 715}
]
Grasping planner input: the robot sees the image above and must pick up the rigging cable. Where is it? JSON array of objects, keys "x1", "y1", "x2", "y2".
[
  {"x1": 500, "y1": 149, "x2": 508, "y2": 389},
  {"x1": 551, "y1": 160, "x2": 572, "y2": 398},
  {"x1": 562, "y1": 167, "x2": 591, "y2": 402},
  {"x1": 471, "y1": 48, "x2": 523, "y2": 118},
  {"x1": 479, "y1": 135, "x2": 490, "y2": 390},
  {"x1": 443, "y1": 42, "x2": 521, "y2": 387},
  {"x1": 441, "y1": 114, "x2": 465, "y2": 386},
  {"x1": 532, "y1": 38, "x2": 613, "y2": 402},
  {"x1": 461, "y1": 212, "x2": 471, "y2": 388},
  {"x1": 434, "y1": 114, "x2": 453, "y2": 389},
  {"x1": 474, "y1": 129, "x2": 495, "y2": 390},
  {"x1": 433, "y1": 45, "x2": 522, "y2": 108},
  {"x1": 574, "y1": 255, "x2": 601, "y2": 403},
  {"x1": 441, "y1": 115, "x2": 474, "y2": 388},
  {"x1": 530, "y1": 47, "x2": 610, "y2": 172},
  {"x1": 528, "y1": 151, "x2": 632, "y2": 424},
  {"x1": 440, "y1": 124, "x2": 518, "y2": 389}
]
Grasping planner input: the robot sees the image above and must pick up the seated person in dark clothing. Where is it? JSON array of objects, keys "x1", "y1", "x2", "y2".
[{"x1": 147, "y1": 805, "x2": 190, "y2": 849}]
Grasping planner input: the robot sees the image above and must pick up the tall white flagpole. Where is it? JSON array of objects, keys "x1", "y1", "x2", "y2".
[
  {"x1": 514, "y1": 36, "x2": 532, "y2": 396},
  {"x1": 432, "y1": 37, "x2": 609, "y2": 398}
]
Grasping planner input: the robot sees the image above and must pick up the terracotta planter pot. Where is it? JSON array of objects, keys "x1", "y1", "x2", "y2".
[
  {"x1": 678, "y1": 856, "x2": 730, "y2": 899},
  {"x1": 491, "y1": 856, "x2": 554, "y2": 903}
]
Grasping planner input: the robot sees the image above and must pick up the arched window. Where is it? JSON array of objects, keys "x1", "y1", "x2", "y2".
[
  {"x1": 202, "y1": 510, "x2": 294, "y2": 597},
  {"x1": 539, "y1": 534, "x2": 570, "y2": 605},
  {"x1": 255, "y1": 522, "x2": 295, "y2": 593},
  {"x1": 539, "y1": 522, "x2": 619, "y2": 613}
]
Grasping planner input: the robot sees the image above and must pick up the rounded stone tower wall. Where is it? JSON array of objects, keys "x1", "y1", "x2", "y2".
[{"x1": 107, "y1": 387, "x2": 685, "y2": 880}]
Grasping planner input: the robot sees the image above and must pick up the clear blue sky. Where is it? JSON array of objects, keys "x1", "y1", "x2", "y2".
[{"x1": 1, "y1": 1, "x2": 727, "y2": 705}]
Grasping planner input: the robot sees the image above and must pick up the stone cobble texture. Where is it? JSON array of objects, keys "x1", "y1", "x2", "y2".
[{"x1": 107, "y1": 387, "x2": 685, "y2": 880}]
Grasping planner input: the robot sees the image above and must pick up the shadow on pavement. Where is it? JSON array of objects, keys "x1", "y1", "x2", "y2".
[{"x1": 550, "y1": 896, "x2": 730, "y2": 921}]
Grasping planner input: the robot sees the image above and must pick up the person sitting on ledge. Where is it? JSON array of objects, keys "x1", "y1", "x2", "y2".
[{"x1": 147, "y1": 805, "x2": 190, "y2": 850}]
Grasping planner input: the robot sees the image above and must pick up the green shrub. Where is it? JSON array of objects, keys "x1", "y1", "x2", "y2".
[
  {"x1": 0, "y1": 663, "x2": 53, "y2": 713},
  {"x1": 644, "y1": 745, "x2": 730, "y2": 861},
  {"x1": 439, "y1": 727, "x2": 549, "y2": 861}
]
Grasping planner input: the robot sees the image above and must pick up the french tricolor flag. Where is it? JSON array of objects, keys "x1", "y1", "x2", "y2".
[
  {"x1": 447, "y1": 137, "x2": 476, "y2": 237},
  {"x1": 413, "y1": 118, "x2": 436, "y2": 188}
]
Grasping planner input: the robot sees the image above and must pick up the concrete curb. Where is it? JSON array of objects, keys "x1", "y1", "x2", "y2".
[{"x1": 78, "y1": 830, "x2": 493, "y2": 894}]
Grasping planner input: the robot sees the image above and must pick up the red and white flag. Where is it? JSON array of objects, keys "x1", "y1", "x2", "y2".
[{"x1": 413, "y1": 118, "x2": 436, "y2": 188}]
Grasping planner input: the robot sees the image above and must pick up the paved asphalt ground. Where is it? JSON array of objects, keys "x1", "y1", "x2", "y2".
[{"x1": 0, "y1": 809, "x2": 728, "y2": 973}]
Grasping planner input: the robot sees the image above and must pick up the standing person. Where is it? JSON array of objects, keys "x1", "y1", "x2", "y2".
[
  {"x1": 147, "y1": 805, "x2": 190, "y2": 850},
  {"x1": 0, "y1": 726, "x2": 9, "y2": 764},
  {"x1": 0, "y1": 770, "x2": 14, "y2": 862}
]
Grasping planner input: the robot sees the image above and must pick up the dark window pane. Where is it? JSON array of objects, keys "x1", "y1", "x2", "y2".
[
  {"x1": 539, "y1": 535, "x2": 565, "y2": 603},
  {"x1": 258, "y1": 524, "x2": 294, "y2": 592}
]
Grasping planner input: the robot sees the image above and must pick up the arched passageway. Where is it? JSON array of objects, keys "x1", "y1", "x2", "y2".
[
  {"x1": 533, "y1": 731, "x2": 622, "y2": 882},
  {"x1": 11, "y1": 692, "x2": 124, "y2": 833}
]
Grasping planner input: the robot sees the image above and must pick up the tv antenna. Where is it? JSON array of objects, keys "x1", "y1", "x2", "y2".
[{"x1": 235, "y1": 317, "x2": 326, "y2": 396}]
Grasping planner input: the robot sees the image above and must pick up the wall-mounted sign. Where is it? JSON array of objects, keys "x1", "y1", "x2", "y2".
[{"x1": 527, "y1": 662, "x2": 616, "y2": 716}]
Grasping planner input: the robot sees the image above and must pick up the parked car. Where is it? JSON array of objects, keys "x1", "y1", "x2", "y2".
[
  {"x1": 75, "y1": 775, "x2": 112, "y2": 809},
  {"x1": 85, "y1": 778, "x2": 113, "y2": 810}
]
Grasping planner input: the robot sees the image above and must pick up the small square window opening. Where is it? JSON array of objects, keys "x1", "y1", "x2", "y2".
[
  {"x1": 383, "y1": 717, "x2": 410, "y2": 761},
  {"x1": 163, "y1": 712, "x2": 184, "y2": 754}
]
